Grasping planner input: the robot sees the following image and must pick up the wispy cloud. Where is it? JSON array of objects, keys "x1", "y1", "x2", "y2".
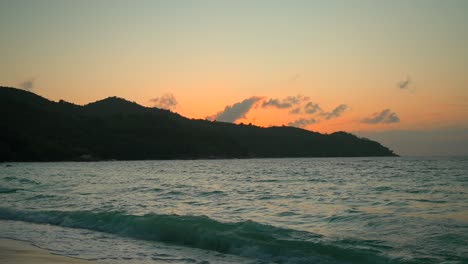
[
  {"x1": 320, "y1": 104, "x2": 348, "y2": 120},
  {"x1": 262, "y1": 98, "x2": 293, "y2": 109},
  {"x1": 18, "y1": 78, "x2": 35, "y2": 90},
  {"x1": 288, "y1": 118, "x2": 317, "y2": 128},
  {"x1": 289, "y1": 107, "x2": 301, "y2": 114},
  {"x1": 398, "y1": 76, "x2": 411, "y2": 90},
  {"x1": 150, "y1": 94, "x2": 178, "y2": 110},
  {"x1": 304, "y1": 102, "x2": 321, "y2": 114},
  {"x1": 209, "y1": 96, "x2": 262, "y2": 123},
  {"x1": 362, "y1": 109, "x2": 400, "y2": 124},
  {"x1": 207, "y1": 94, "x2": 349, "y2": 127},
  {"x1": 262, "y1": 95, "x2": 309, "y2": 109}
]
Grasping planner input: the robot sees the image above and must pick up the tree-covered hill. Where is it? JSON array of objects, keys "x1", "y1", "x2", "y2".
[{"x1": 0, "y1": 87, "x2": 397, "y2": 161}]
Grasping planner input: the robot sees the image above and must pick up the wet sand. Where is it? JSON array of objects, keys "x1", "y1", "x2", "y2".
[{"x1": 0, "y1": 238, "x2": 92, "y2": 264}]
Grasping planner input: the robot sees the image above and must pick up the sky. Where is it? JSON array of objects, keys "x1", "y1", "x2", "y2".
[{"x1": 1, "y1": 0, "x2": 467, "y2": 156}]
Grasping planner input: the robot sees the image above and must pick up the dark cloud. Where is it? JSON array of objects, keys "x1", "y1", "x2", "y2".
[
  {"x1": 210, "y1": 97, "x2": 262, "y2": 123},
  {"x1": 262, "y1": 98, "x2": 292, "y2": 109},
  {"x1": 398, "y1": 76, "x2": 411, "y2": 90},
  {"x1": 18, "y1": 78, "x2": 34, "y2": 90},
  {"x1": 304, "y1": 102, "x2": 321, "y2": 114},
  {"x1": 362, "y1": 109, "x2": 400, "y2": 124},
  {"x1": 321, "y1": 104, "x2": 348, "y2": 120},
  {"x1": 288, "y1": 118, "x2": 317, "y2": 128},
  {"x1": 288, "y1": 95, "x2": 309, "y2": 104},
  {"x1": 150, "y1": 94, "x2": 178, "y2": 110},
  {"x1": 262, "y1": 95, "x2": 309, "y2": 109}
]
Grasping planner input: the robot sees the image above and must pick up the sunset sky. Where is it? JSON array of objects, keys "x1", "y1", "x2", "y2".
[{"x1": 1, "y1": 0, "x2": 467, "y2": 156}]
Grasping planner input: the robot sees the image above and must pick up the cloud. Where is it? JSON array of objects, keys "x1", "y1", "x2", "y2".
[
  {"x1": 304, "y1": 102, "x2": 321, "y2": 114},
  {"x1": 18, "y1": 78, "x2": 34, "y2": 90},
  {"x1": 289, "y1": 107, "x2": 301, "y2": 114},
  {"x1": 207, "y1": 94, "x2": 349, "y2": 126},
  {"x1": 398, "y1": 76, "x2": 411, "y2": 90},
  {"x1": 362, "y1": 109, "x2": 400, "y2": 124},
  {"x1": 262, "y1": 98, "x2": 292, "y2": 109},
  {"x1": 321, "y1": 104, "x2": 348, "y2": 120},
  {"x1": 288, "y1": 118, "x2": 317, "y2": 128},
  {"x1": 262, "y1": 95, "x2": 309, "y2": 109},
  {"x1": 210, "y1": 96, "x2": 262, "y2": 123},
  {"x1": 150, "y1": 94, "x2": 178, "y2": 110}
]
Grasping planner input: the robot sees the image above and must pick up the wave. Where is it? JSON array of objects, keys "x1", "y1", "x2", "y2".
[
  {"x1": 0, "y1": 187, "x2": 21, "y2": 194},
  {"x1": 23, "y1": 194, "x2": 58, "y2": 200},
  {"x1": 2, "y1": 176, "x2": 39, "y2": 185},
  {"x1": 0, "y1": 208, "x2": 401, "y2": 264}
]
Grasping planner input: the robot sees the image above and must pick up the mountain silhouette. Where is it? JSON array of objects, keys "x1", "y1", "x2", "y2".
[{"x1": 0, "y1": 86, "x2": 397, "y2": 161}]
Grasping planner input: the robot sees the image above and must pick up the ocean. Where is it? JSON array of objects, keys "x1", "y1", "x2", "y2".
[{"x1": 0, "y1": 157, "x2": 467, "y2": 264}]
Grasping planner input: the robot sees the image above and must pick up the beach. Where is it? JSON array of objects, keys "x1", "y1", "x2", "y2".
[{"x1": 0, "y1": 238, "x2": 91, "y2": 264}]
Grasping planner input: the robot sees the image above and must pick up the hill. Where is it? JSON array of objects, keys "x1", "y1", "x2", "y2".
[{"x1": 0, "y1": 87, "x2": 397, "y2": 161}]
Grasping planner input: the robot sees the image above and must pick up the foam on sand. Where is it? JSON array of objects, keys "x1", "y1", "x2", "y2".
[{"x1": 0, "y1": 238, "x2": 91, "y2": 264}]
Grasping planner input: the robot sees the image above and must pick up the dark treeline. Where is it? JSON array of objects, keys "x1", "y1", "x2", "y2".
[{"x1": 0, "y1": 87, "x2": 397, "y2": 161}]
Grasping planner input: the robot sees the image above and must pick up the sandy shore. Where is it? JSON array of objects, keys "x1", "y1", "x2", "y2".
[{"x1": 0, "y1": 238, "x2": 92, "y2": 264}]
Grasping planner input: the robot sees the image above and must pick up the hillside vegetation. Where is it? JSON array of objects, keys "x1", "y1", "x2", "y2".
[{"x1": 0, "y1": 87, "x2": 397, "y2": 161}]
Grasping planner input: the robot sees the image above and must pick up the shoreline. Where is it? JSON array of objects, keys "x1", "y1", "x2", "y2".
[
  {"x1": 1, "y1": 155, "x2": 400, "y2": 164},
  {"x1": 0, "y1": 238, "x2": 92, "y2": 264}
]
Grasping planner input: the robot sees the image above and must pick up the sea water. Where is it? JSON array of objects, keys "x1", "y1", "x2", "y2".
[{"x1": 0, "y1": 157, "x2": 467, "y2": 263}]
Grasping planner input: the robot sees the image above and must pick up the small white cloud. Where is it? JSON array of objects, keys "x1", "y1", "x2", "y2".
[
  {"x1": 398, "y1": 76, "x2": 411, "y2": 90},
  {"x1": 321, "y1": 104, "x2": 348, "y2": 120},
  {"x1": 362, "y1": 109, "x2": 400, "y2": 124},
  {"x1": 288, "y1": 118, "x2": 317, "y2": 128},
  {"x1": 150, "y1": 94, "x2": 178, "y2": 110},
  {"x1": 208, "y1": 97, "x2": 262, "y2": 123}
]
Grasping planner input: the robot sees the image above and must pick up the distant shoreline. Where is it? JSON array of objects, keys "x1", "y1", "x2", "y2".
[{"x1": 1, "y1": 155, "x2": 401, "y2": 163}]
